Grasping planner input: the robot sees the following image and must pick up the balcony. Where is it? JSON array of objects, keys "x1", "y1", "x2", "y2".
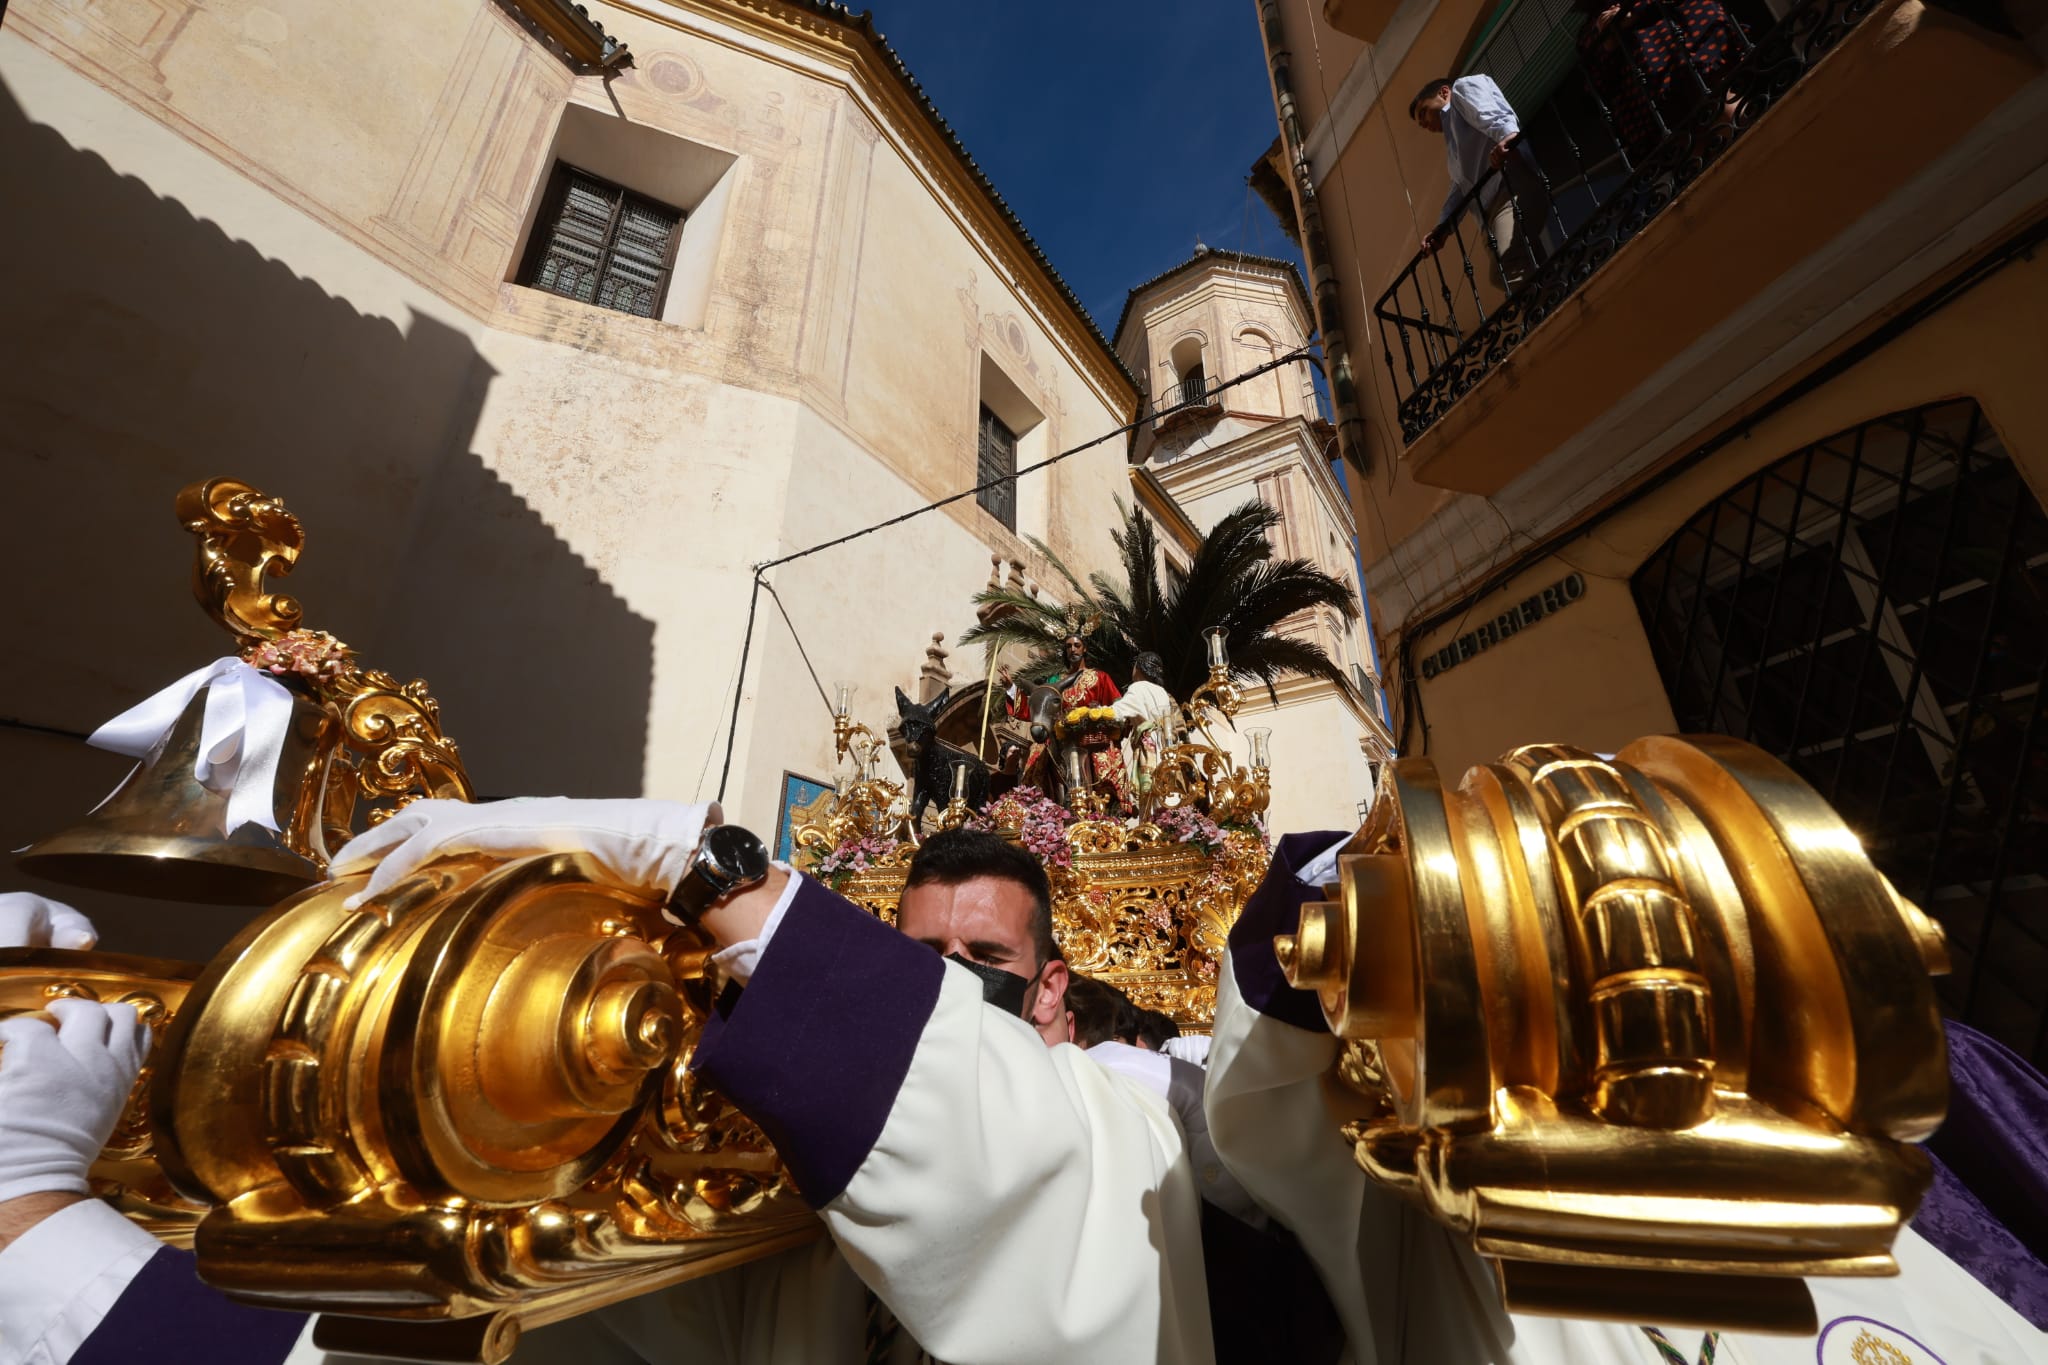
[
  {"x1": 1373, "y1": 0, "x2": 2036, "y2": 494},
  {"x1": 1151, "y1": 370, "x2": 1224, "y2": 431}
]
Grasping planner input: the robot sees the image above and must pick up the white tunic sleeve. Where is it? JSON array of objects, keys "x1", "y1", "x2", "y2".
[
  {"x1": 692, "y1": 874, "x2": 1212, "y2": 1365},
  {"x1": 0, "y1": 1198, "x2": 159, "y2": 1365}
]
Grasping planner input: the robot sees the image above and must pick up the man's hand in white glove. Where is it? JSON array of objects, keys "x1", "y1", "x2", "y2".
[
  {"x1": 0, "y1": 893, "x2": 98, "y2": 951},
  {"x1": 0, "y1": 999, "x2": 148, "y2": 1203},
  {"x1": 329, "y1": 798, "x2": 721, "y2": 910}
]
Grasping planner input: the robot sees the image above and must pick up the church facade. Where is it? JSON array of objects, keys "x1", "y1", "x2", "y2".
[{"x1": 0, "y1": 0, "x2": 1152, "y2": 955}]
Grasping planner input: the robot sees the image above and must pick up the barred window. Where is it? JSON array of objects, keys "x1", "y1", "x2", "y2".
[
  {"x1": 1632, "y1": 399, "x2": 2048, "y2": 1064},
  {"x1": 518, "y1": 165, "x2": 682, "y2": 319},
  {"x1": 977, "y1": 405, "x2": 1018, "y2": 531}
]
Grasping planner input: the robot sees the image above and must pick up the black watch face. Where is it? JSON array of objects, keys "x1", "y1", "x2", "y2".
[{"x1": 704, "y1": 824, "x2": 770, "y2": 882}]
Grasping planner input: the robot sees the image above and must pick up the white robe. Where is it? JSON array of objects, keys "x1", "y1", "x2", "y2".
[{"x1": 1113, "y1": 680, "x2": 1177, "y2": 792}]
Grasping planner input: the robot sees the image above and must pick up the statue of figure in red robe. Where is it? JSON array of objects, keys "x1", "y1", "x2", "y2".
[{"x1": 1050, "y1": 634, "x2": 1131, "y2": 812}]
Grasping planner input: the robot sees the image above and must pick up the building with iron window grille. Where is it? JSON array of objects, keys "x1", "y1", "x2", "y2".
[
  {"x1": 1254, "y1": 0, "x2": 2048, "y2": 1061},
  {"x1": 0, "y1": 0, "x2": 1156, "y2": 954}
]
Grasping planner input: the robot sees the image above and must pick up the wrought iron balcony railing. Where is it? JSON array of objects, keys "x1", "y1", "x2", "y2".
[
  {"x1": 1373, "y1": 0, "x2": 1882, "y2": 444},
  {"x1": 1149, "y1": 372, "x2": 1223, "y2": 424}
]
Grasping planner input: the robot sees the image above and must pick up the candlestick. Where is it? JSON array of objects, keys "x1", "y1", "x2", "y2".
[{"x1": 1246, "y1": 727, "x2": 1271, "y2": 771}]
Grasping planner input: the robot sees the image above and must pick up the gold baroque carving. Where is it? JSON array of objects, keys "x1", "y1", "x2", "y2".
[{"x1": 177, "y1": 478, "x2": 476, "y2": 855}]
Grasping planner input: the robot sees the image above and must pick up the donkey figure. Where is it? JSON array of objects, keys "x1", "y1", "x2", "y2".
[
  {"x1": 895, "y1": 686, "x2": 992, "y2": 829},
  {"x1": 1018, "y1": 684, "x2": 1071, "y2": 805}
]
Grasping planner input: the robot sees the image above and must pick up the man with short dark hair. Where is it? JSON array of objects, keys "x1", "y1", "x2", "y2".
[
  {"x1": 1411, "y1": 74, "x2": 1553, "y2": 293},
  {"x1": 1133, "y1": 1008, "x2": 1181, "y2": 1054},
  {"x1": 1063, "y1": 973, "x2": 1129, "y2": 1050}
]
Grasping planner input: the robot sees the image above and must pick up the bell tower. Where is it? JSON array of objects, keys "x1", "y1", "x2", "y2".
[{"x1": 1112, "y1": 248, "x2": 1393, "y2": 832}]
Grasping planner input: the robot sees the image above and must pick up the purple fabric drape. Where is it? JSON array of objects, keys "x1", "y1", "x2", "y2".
[{"x1": 1913, "y1": 1020, "x2": 2048, "y2": 1329}]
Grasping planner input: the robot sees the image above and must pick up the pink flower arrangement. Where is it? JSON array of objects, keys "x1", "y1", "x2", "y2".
[
  {"x1": 969, "y1": 788, "x2": 1076, "y2": 870},
  {"x1": 814, "y1": 832, "x2": 901, "y2": 887},
  {"x1": 1153, "y1": 805, "x2": 1226, "y2": 854},
  {"x1": 248, "y1": 629, "x2": 354, "y2": 684}
]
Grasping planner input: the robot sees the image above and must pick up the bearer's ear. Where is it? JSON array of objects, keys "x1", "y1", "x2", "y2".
[{"x1": 1029, "y1": 958, "x2": 1072, "y2": 1047}]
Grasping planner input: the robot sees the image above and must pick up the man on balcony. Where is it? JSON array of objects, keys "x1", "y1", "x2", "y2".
[{"x1": 1412, "y1": 75, "x2": 1554, "y2": 294}]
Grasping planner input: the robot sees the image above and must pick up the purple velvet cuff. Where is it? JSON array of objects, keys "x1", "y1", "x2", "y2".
[
  {"x1": 1913, "y1": 1020, "x2": 2048, "y2": 1327},
  {"x1": 693, "y1": 875, "x2": 945, "y2": 1207},
  {"x1": 1228, "y1": 830, "x2": 1346, "y2": 1035},
  {"x1": 73, "y1": 1246, "x2": 307, "y2": 1365}
]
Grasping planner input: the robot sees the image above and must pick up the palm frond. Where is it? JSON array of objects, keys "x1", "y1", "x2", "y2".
[
  {"x1": 1022, "y1": 534, "x2": 1097, "y2": 618},
  {"x1": 1232, "y1": 633, "x2": 1360, "y2": 707},
  {"x1": 958, "y1": 495, "x2": 1368, "y2": 708}
]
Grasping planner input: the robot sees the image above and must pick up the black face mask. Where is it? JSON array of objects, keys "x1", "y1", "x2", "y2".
[{"x1": 947, "y1": 954, "x2": 1035, "y2": 1018}]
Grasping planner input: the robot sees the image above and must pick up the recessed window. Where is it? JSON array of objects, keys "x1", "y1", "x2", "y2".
[
  {"x1": 518, "y1": 164, "x2": 682, "y2": 319},
  {"x1": 1168, "y1": 335, "x2": 1208, "y2": 408},
  {"x1": 977, "y1": 404, "x2": 1018, "y2": 531}
]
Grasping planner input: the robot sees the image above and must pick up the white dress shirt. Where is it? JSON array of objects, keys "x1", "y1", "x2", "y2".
[{"x1": 1439, "y1": 74, "x2": 1523, "y2": 226}]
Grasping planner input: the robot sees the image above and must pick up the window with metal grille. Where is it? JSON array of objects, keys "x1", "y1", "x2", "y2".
[
  {"x1": 518, "y1": 165, "x2": 683, "y2": 319},
  {"x1": 977, "y1": 404, "x2": 1018, "y2": 531},
  {"x1": 1632, "y1": 399, "x2": 2048, "y2": 1064}
]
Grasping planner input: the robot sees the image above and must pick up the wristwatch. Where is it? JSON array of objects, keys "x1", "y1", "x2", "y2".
[{"x1": 664, "y1": 824, "x2": 771, "y2": 926}]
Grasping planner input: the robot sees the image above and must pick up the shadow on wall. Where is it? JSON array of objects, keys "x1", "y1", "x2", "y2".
[{"x1": 0, "y1": 82, "x2": 655, "y2": 958}]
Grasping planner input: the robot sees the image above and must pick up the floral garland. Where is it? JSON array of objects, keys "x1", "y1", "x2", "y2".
[
  {"x1": 968, "y1": 787, "x2": 1076, "y2": 869},
  {"x1": 810, "y1": 831, "x2": 902, "y2": 889},
  {"x1": 247, "y1": 628, "x2": 354, "y2": 685},
  {"x1": 1152, "y1": 804, "x2": 1226, "y2": 854}
]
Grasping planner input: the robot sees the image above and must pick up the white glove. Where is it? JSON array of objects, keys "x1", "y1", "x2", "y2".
[
  {"x1": 0, "y1": 892, "x2": 98, "y2": 950},
  {"x1": 0, "y1": 999, "x2": 149, "y2": 1202},
  {"x1": 329, "y1": 798, "x2": 720, "y2": 909}
]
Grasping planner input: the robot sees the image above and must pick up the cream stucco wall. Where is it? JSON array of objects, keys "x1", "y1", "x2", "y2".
[
  {"x1": 1400, "y1": 250, "x2": 2048, "y2": 779},
  {"x1": 0, "y1": 0, "x2": 1135, "y2": 955}
]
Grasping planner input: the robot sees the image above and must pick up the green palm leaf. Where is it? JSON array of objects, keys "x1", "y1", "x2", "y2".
[{"x1": 960, "y1": 498, "x2": 1363, "y2": 706}]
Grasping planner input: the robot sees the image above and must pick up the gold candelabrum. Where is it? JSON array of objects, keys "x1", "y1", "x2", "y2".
[
  {"x1": 1149, "y1": 627, "x2": 1269, "y2": 826},
  {"x1": 1276, "y1": 736, "x2": 1951, "y2": 1334},
  {"x1": 938, "y1": 760, "x2": 974, "y2": 832},
  {"x1": 813, "y1": 685, "x2": 912, "y2": 847}
]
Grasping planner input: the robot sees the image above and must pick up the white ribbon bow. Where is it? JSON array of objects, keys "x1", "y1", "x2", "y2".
[{"x1": 88, "y1": 658, "x2": 298, "y2": 836}]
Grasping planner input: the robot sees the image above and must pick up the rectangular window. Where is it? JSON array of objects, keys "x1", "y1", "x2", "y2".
[
  {"x1": 977, "y1": 404, "x2": 1018, "y2": 531},
  {"x1": 518, "y1": 165, "x2": 682, "y2": 319}
]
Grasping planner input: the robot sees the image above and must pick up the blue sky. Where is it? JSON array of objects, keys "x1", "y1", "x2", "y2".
[{"x1": 866, "y1": 1, "x2": 1303, "y2": 338}]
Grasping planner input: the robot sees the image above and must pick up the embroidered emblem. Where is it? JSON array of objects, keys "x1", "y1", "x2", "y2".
[
  {"x1": 1816, "y1": 1316, "x2": 1949, "y2": 1365},
  {"x1": 1848, "y1": 1327, "x2": 1913, "y2": 1365}
]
